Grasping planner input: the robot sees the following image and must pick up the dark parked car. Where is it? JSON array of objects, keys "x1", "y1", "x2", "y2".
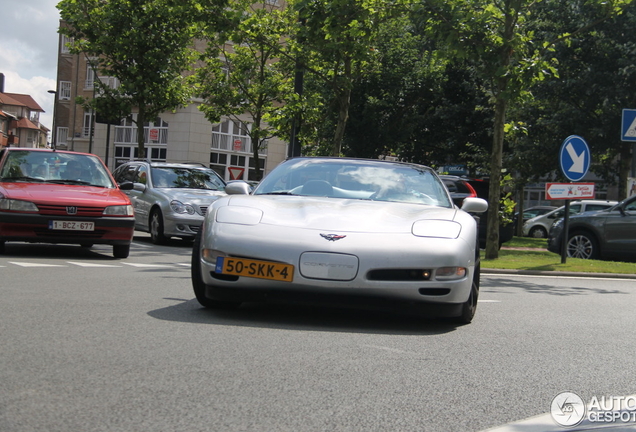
[
  {"x1": 440, "y1": 175, "x2": 513, "y2": 249},
  {"x1": 547, "y1": 195, "x2": 636, "y2": 261}
]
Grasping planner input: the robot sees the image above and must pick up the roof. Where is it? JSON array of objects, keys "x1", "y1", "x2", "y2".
[
  {"x1": 12, "y1": 117, "x2": 41, "y2": 130},
  {"x1": 0, "y1": 92, "x2": 44, "y2": 112}
]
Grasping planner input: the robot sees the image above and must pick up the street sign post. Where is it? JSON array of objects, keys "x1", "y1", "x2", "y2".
[
  {"x1": 546, "y1": 183, "x2": 595, "y2": 200},
  {"x1": 558, "y1": 135, "x2": 592, "y2": 264},
  {"x1": 621, "y1": 109, "x2": 636, "y2": 178},
  {"x1": 559, "y1": 135, "x2": 591, "y2": 182}
]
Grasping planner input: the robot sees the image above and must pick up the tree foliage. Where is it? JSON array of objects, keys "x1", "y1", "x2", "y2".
[
  {"x1": 57, "y1": 0, "x2": 229, "y2": 158},
  {"x1": 197, "y1": 0, "x2": 294, "y2": 180}
]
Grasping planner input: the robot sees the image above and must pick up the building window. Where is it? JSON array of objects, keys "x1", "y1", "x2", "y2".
[
  {"x1": 83, "y1": 110, "x2": 93, "y2": 137},
  {"x1": 56, "y1": 127, "x2": 69, "y2": 146},
  {"x1": 59, "y1": 81, "x2": 72, "y2": 100},
  {"x1": 85, "y1": 65, "x2": 95, "y2": 89},
  {"x1": 60, "y1": 35, "x2": 73, "y2": 54}
]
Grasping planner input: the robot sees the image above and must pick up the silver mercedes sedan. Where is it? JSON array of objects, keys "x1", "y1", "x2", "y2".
[
  {"x1": 113, "y1": 161, "x2": 227, "y2": 244},
  {"x1": 191, "y1": 157, "x2": 488, "y2": 324}
]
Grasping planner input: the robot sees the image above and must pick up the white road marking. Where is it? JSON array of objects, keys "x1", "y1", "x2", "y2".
[
  {"x1": 122, "y1": 263, "x2": 171, "y2": 268},
  {"x1": 8, "y1": 262, "x2": 66, "y2": 267},
  {"x1": 67, "y1": 261, "x2": 123, "y2": 268}
]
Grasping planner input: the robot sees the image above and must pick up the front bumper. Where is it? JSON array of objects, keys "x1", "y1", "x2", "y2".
[
  {"x1": 0, "y1": 212, "x2": 135, "y2": 245},
  {"x1": 198, "y1": 223, "x2": 477, "y2": 312},
  {"x1": 163, "y1": 212, "x2": 204, "y2": 238}
]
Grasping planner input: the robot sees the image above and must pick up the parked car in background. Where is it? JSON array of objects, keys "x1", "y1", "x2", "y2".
[
  {"x1": 547, "y1": 195, "x2": 636, "y2": 261},
  {"x1": 517, "y1": 205, "x2": 559, "y2": 223},
  {"x1": 440, "y1": 175, "x2": 513, "y2": 249},
  {"x1": 522, "y1": 200, "x2": 618, "y2": 238},
  {"x1": 193, "y1": 157, "x2": 488, "y2": 324},
  {"x1": 0, "y1": 148, "x2": 135, "y2": 258},
  {"x1": 113, "y1": 161, "x2": 227, "y2": 244}
]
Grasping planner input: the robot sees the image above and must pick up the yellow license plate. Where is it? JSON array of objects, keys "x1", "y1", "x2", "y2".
[{"x1": 215, "y1": 257, "x2": 294, "y2": 282}]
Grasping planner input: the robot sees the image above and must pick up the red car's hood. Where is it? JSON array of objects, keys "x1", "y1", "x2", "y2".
[{"x1": 0, "y1": 183, "x2": 131, "y2": 206}]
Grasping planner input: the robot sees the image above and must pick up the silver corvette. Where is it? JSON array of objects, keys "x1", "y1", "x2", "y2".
[{"x1": 191, "y1": 157, "x2": 488, "y2": 323}]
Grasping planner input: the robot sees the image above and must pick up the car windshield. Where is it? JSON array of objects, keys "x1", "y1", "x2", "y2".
[
  {"x1": 254, "y1": 158, "x2": 453, "y2": 208},
  {"x1": 0, "y1": 150, "x2": 115, "y2": 188},
  {"x1": 150, "y1": 167, "x2": 225, "y2": 191}
]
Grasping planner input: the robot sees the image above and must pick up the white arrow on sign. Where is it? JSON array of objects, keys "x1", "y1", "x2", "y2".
[{"x1": 565, "y1": 142, "x2": 586, "y2": 173}]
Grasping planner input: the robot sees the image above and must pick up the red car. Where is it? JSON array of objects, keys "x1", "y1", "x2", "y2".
[{"x1": 0, "y1": 148, "x2": 135, "y2": 258}]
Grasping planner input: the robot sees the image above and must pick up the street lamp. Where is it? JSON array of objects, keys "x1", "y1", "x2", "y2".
[{"x1": 47, "y1": 89, "x2": 57, "y2": 150}]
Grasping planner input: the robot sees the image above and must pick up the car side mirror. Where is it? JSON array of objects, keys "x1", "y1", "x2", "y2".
[
  {"x1": 461, "y1": 197, "x2": 488, "y2": 213},
  {"x1": 225, "y1": 181, "x2": 251, "y2": 195},
  {"x1": 132, "y1": 182, "x2": 146, "y2": 192},
  {"x1": 119, "y1": 181, "x2": 134, "y2": 191}
]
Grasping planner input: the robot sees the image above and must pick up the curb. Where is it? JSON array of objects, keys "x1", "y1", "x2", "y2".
[{"x1": 482, "y1": 268, "x2": 636, "y2": 279}]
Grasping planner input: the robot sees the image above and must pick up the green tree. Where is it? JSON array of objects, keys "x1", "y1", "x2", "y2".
[
  {"x1": 419, "y1": 0, "x2": 632, "y2": 259},
  {"x1": 287, "y1": 0, "x2": 412, "y2": 156},
  {"x1": 197, "y1": 0, "x2": 294, "y2": 181},
  {"x1": 58, "y1": 0, "x2": 228, "y2": 159}
]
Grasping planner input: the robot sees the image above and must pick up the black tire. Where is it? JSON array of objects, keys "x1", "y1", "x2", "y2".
[
  {"x1": 149, "y1": 208, "x2": 168, "y2": 245},
  {"x1": 80, "y1": 243, "x2": 94, "y2": 248},
  {"x1": 567, "y1": 231, "x2": 599, "y2": 260},
  {"x1": 0, "y1": 241, "x2": 5, "y2": 254},
  {"x1": 191, "y1": 232, "x2": 241, "y2": 309},
  {"x1": 455, "y1": 265, "x2": 479, "y2": 324},
  {"x1": 113, "y1": 244, "x2": 130, "y2": 259},
  {"x1": 529, "y1": 226, "x2": 547, "y2": 238}
]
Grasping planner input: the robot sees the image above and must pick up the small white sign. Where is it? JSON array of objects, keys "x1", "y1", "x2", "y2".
[{"x1": 546, "y1": 183, "x2": 595, "y2": 200}]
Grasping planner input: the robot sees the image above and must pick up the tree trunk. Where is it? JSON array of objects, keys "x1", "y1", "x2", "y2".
[
  {"x1": 485, "y1": 96, "x2": 506, "y2": 260},
  {"x1": 331, "y1": 57, "x2": 352, "y2": 157},
  {"x1": 136, "y1": 105, "x2": 146, "y2": 160},
  {"x1": 618, "y1": 143, "x2": 631, "y2": 201}
]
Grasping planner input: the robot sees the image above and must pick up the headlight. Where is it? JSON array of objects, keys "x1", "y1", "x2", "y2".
[
  {"x1": 170, "y1": 200, "x2": 196, "y2": 215},
  {"x1": 552, "y1": 219, "x2": 563, "y2": 228},
  {"x1": 104, "y1": 205, "x2": 134, "y2": 216},
  {"x1": 216, "y1": 206, "x2": 263, "y2": 225},
  {"x1": 412, "y1": 220, "x2": 461, "y2": 239},
  {"x1": 0, "y1": 199, "x2": 39, "y2": 212},
  {"x1": 435, "y1": 267, "x2": 467, "y2": 280}
]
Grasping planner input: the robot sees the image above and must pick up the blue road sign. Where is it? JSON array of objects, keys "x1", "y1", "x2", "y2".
[
  {"x1": 622, "y1": 109, "x2": 636, "y2": 142},
  {"x1": 559, "y1": 135, "x2": 590, "y2": 182}
]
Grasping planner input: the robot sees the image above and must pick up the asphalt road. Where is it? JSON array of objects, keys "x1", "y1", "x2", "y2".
[{"x1": 1, "y1": 234, "x2": 635, "y2": 432}]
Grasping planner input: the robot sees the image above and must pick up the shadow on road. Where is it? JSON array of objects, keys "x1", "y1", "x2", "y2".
[
  {"x1": 147, "y1": 297, "x2": 464, "y2": 336},
  {"x1": 482, "y1": 276, "x2": 629, "y2": 296}
]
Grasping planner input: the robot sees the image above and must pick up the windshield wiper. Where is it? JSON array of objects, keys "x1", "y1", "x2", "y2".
[
  {"x1": 47, "y1": 179, "x2": 92, "y2": 185},
  {"x1": 1, "y1": 176, "x2": 46, "y2": 183},
  {"x1": 259, "y1": 191, "x2": 295, "y2": 195}
]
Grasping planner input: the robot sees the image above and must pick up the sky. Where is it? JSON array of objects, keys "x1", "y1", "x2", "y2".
[{"x1": 1, "y1": 0, "x2": 61, "y2": 134}]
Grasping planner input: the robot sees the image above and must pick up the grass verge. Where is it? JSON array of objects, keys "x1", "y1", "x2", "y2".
[{"x1": 480, "y1": 237, "x2": 636, "y2": 275}]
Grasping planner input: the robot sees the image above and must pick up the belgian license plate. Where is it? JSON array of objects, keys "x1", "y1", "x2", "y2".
[
  {"x1": 216, "y1": 257, "x2": 294, "y2": 282},
  {"x1": 49, "y1": 221, "x2": 95, "y2": 231}
]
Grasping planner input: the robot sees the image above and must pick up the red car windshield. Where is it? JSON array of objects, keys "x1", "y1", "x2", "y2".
[{"x1": 0, "y1": 150, "x2": 115, "y2": 188}]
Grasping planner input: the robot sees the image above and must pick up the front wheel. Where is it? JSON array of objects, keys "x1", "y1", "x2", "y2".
[
  {"x1": 149, "y1": 209, "x2": 168, "y2": 245},
  {"x1": 567, "y1": 231, "x2": 599, "y2": 259},
  {"x1": 455, "y1": 266, "x2": 479, "y2": 324},
  {"x1": 529, "y1": 226, "x2": 547, "y2": 238},
  {"x1": 191, "y1": 233, "x2": 241, "y2": 310},
  {"x1": 113, "y1": 244, "x2": 130, "y2": 259}
]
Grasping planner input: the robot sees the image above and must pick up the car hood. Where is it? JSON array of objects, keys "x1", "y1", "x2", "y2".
[
  {"x1": 0, "y1": 183, "x2": 131, "y2": 206},
  {"x1": 222, "y1": 195, "x2": 463, "y2": 233},
  {"x1": 158, "y1": 188, "x2": 226, "y2": 204}
]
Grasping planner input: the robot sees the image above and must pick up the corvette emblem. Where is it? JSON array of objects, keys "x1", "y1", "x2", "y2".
[
  {"x1": 320, "y1": 233, "x2": 346, "y2": 241},
  {"x1": 66, "y1": 206, "x2": 78, "y2": 215}
]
